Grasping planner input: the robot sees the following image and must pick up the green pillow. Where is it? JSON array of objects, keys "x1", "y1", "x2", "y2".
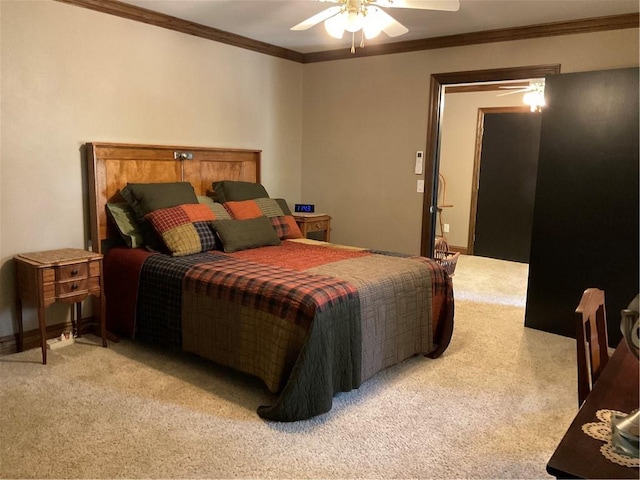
[
  {"x1": 120, "y1": 182, "x2": 199, "y2": 250},
  {"x1": 211, "y1": 181, "x2": 269, "y2": 203},
  {"x1": 120, "y1": 182, "x2": 198, "y2": 217},
  {"x1": 212, "y1": 216, "x2": 281, "y2": 253},
  {"x1": 105, "y1": 203, "x2": 145, "y2": 248},
  {"x1": 274, "y1": 198, "x2": 292, "y2": 216}
]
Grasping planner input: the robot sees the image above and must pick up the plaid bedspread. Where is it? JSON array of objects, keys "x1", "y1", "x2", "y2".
[
  {"x1": 136, "y1": 252, "x2": 225, "y2": 345},
  {"x1": 183, "y1": 258, "x2": 358, "y2": 328},
  {"x1": 135, "y1": 240, "x2": 453, "y2": 421}
]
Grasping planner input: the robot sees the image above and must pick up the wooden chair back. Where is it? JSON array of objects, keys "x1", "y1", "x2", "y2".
[{"x1": 575, "y1": 288, "x2": 610, "y2": 406}]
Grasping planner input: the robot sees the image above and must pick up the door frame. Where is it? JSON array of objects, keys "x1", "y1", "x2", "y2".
[
  {"x1": 467, "y1": 106, "x2": 533, "y2": 255},
  {"x1": 419, "y1": 64, "x2": 561, "y2": 257}
]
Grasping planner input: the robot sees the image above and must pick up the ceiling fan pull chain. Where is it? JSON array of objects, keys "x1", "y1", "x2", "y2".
[
  {"x1": 351, "y1": 32, "x2": 356, "y2": 53},
  {"x1": 360, "y1": 30, "x2": 365, "y2": 48}
]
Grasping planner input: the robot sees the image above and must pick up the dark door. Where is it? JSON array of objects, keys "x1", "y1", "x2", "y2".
[
  {"x1": 473, "y1": 112, "x2": 541, "y2": 263},
  {"x1": 524, "y1": 67, "x2": 639, "y2": 346}
]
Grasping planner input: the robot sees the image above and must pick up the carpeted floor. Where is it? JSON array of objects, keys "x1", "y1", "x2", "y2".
[{"x1": 0, "y1": 255, "x2": 578, "y2": 479}]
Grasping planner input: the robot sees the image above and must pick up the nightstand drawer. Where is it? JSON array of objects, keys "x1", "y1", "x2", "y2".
[
  {"x1": 309, "y1": 220, "x2": 329, "y2": 231},
  {"x1": 56, "y1": 278, "x2": 88, "y2": 296},
  {"x1": 56, "y1": 263, "x2": 88, "y2": 281},
  {"x1": 293, "y1": 214, "x2": 332, "y2": 242}
]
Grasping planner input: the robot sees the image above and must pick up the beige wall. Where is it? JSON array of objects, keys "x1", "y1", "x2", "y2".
[
  {"x1": 302, "y1": 29, "x2": 639, "y2": 255},
  {"x1": 1, "y1": 0, "x2": 638, "y2": 340},
  {"x1": 0, "y1": 1, "x2": 303, "y2": 336}
]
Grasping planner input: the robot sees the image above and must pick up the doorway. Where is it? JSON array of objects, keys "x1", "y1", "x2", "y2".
[
  {"x1": 469, "y1": 107, "x2": 542, "y2": 263},
  {"x1": 419, "y1": 64, "x2": 561, "y2": 258}
]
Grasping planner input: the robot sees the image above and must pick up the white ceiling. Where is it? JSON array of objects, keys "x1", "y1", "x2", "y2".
[{"x1": 118, "y1": 0, "x2": 639, "y2": 54}]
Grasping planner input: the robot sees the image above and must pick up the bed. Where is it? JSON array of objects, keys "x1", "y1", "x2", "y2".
[{"x1": 86, "y1": 142, "x2": 454, "y2": 421}]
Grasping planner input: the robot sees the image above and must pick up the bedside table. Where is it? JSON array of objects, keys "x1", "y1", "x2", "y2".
[
  {"x1": 294, "y1": 214, "x2": 332, "y2": 242},
  {"x1": 14, "y1": 248, "x2": 107, "y2": 364}
]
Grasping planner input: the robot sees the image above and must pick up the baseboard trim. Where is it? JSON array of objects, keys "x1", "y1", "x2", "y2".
[
  {"x1": 0, "y1": 317, "x2": 99, "y2": 356},
  {"x1": 449, "y1": 245, "x2": 468, "y2": 255}
]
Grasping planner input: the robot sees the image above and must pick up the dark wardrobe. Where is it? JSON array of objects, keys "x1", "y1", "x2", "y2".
[{"x1": 524, "y1": 67, "x2": 639, "y2": 347}]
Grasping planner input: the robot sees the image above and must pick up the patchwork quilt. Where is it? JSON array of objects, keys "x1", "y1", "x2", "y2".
[{"x1": 129, "y1": 239, "x2": 453, "y2": 421}]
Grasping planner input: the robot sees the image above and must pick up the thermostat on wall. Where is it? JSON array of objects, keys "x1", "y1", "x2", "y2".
[{"x1": 294, "y1": 204, "x2": 315, "y2": 213}]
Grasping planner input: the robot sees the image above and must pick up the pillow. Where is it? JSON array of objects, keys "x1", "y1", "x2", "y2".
[
  {"x1": 121, "y1": 182, "x2": 198, "y2": 217},
  {"x1": 105, "y1": 203, "x2": 145, "y2": 248},
  {"x1": 145, "y1": 204, "x2": 217, "y2": 256},
  {"x1": 120, "y1": 182, "x2": 199, "y2": 250},
  {"x1": 212, "y1": 216, "x2": 281, "y2": 253},
  {"x1": 211, "y1": 180, "x2": 269, "y2": 203},
  {"x1": 274, "y1": 198, "x2": 293, "y2": 216},
  {"x1": 224, "y1": 198, "x2": 303, "y2": 240},
  {"x1": 269, "y1": 216, "x2": 303, "y2": 240},
  {"x1": 223, "y1": 199, "x2": 263, "y2": 219},
  {"x1": 197, "y1": 195, "x2": 232, "y2": 220}
]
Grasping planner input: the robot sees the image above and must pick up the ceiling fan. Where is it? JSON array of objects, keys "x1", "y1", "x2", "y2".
[
  {"x1": 497, "y1": 80, "x2": 546, "y2": 111},
  {"x1": 291, "y1": 0, "x2": 460, "y2": 52}
]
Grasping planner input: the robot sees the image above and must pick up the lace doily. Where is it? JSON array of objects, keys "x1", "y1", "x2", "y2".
[{"x1": 582, "y1": 409, "x2": 640, "y2": 468}]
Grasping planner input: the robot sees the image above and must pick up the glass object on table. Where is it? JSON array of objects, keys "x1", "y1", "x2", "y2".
[{"x1": 611, "y1": 293, "x2": 640, "y2": 458}]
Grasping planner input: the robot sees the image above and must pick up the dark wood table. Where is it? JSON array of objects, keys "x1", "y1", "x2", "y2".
[{"x1": 546, "y1": 341, "x2": 639, "y2": 479}]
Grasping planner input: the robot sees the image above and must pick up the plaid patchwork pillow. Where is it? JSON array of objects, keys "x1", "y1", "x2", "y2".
[
  {"x1": 146, "y1": 204, "x2": 217, "y2": 256},
  {"x1": 197, "y1": 195, "x2": 233, "y2": 220},
  {"x1": 270, "y1": 215, "x2": 303, "y2": 240},
  {"x1": 224, "y1": 198, "x2": 303, "y2": 239}
]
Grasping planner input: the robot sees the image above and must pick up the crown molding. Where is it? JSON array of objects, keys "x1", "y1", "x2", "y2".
[
  {"x1": 54, "y1": 1, "x2": 638, "y2": 65},
  {"x1": 303, "y1": 13, "x2": 639, "y2": 63},
  {"x1": 54, "y1": 0, "x2": 305, "y2": 63}
]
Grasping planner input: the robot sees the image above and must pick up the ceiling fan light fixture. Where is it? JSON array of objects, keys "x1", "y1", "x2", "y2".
[
  {"x1": 523, "y1": 82, "x2": 546, "y2": 112},
  {"x1": 344, "y1": 10, "x2": 364, "y2": 32},
  {"x1": 523, "y1": 90, "x2": 546, "y2": 112},
  {"x1": 363, "y1": 6, "x2": 384, "y2": 38},
  {"x1": 324, "y1": 13, "x2": 346, "y2": 38},
  {"x1": 363, "y1": 22, "x2": 382, "y2": 39},
  {"x1": 294, "y1": 0, "x2": 460, "y2": 53}
]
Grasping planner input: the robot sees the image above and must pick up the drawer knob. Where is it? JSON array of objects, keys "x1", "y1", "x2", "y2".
[
  {"x1": 71, "y1": 283, "x2": 79, "y2": 291},
  {"x1": 71, "y1": 269, "x2": 78, "y2": 276}
]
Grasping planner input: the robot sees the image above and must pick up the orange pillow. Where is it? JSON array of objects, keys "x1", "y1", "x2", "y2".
[
  {"x1": 223, "y1": 199, "x2": 302, "y2": 239},
  {"x1": 223, "y1": 200, "x2": 263, "y2": 219}
]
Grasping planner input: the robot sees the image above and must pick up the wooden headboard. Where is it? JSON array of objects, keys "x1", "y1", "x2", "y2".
[{"x1": 86, "y1": 142, "x2": 261, "y2": 254}]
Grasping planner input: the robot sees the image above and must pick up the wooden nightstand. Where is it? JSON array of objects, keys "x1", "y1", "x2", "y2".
[
  {"x1": 294, "y1": 214, "x2": 332, "y2": 242},
  {"x1": 14, "y1": 248, "x2": 107, "y2": 364}
]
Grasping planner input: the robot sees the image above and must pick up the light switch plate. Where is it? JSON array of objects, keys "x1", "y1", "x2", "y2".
[{"x1": 417, "y1": 179, "x2": 425, "y2": 192}]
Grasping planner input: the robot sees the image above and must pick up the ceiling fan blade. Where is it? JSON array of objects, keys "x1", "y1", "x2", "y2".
[
  {"x1": 375, "y1": 9, "x2": 408, "y2": 37},
  {"x1": 497, "y1": 89, "x2": 529, "y2": 97},
  {"x1": 291, "y1": 6, "x2": 343, "y2": 31},
  {"x1": 371, "y1": 0, "x2": 460, "y2": 12}
]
